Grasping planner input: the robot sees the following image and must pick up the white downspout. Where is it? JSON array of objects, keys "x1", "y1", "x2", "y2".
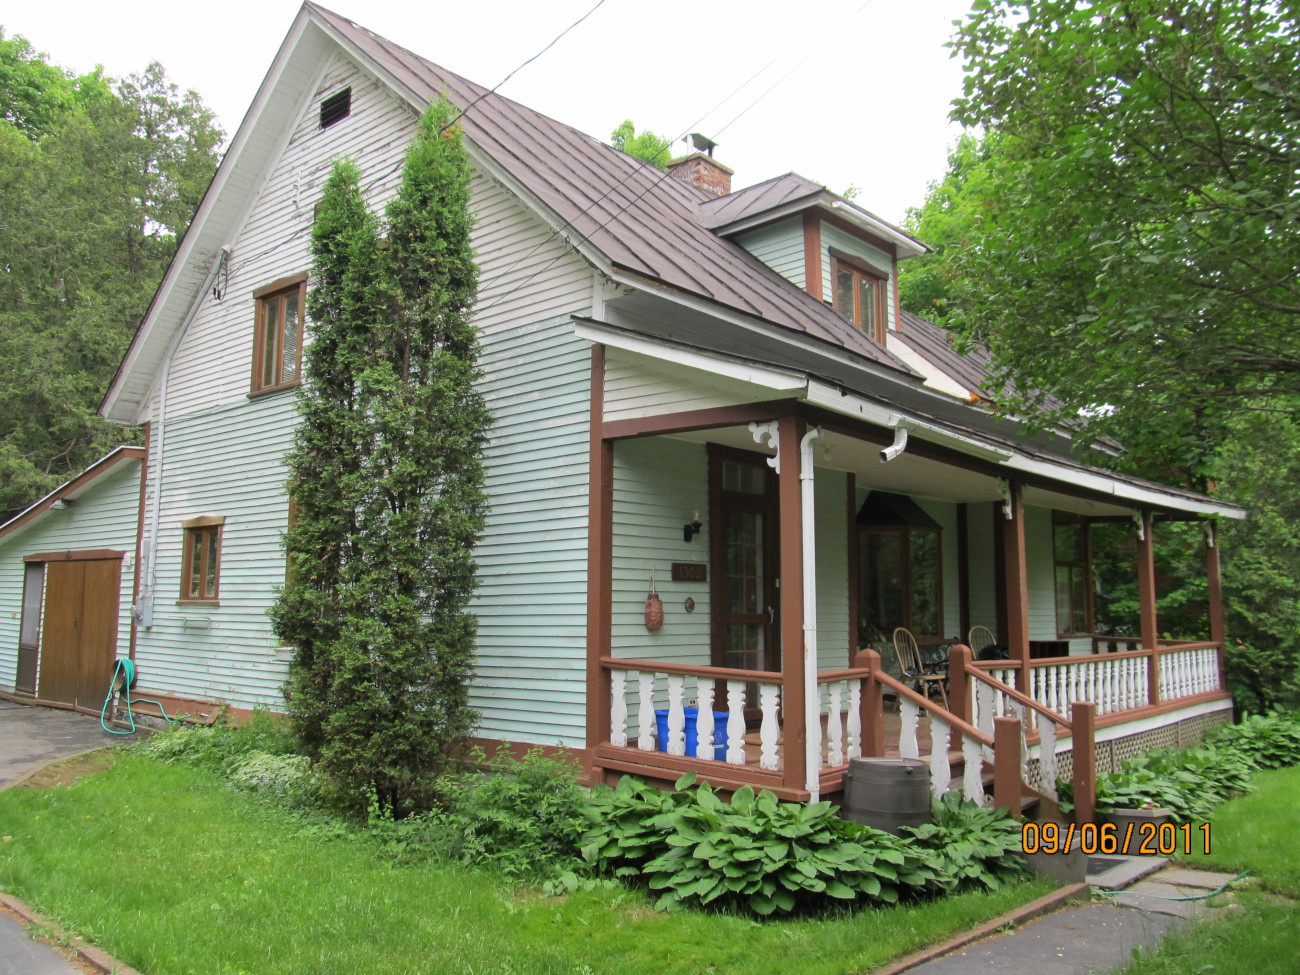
[
  {"x1": 138, "y1": 247, "x2": 229, "y2": 620},
  {"x1": 800, "y1": 425, "x2": 823, "y2": 802}
]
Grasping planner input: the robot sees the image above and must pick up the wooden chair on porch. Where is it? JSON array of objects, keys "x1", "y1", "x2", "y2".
[
  {"x1": 968, "y1": 625, "x2": 997, "y2": 658},
  {"x1": 892, "y1": 627, "x2": 948, "y2": 710}
]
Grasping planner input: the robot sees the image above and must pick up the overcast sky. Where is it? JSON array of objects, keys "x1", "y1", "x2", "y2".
[{"x1": 7, "y1": 0, "x2": 975, "y2": 226}]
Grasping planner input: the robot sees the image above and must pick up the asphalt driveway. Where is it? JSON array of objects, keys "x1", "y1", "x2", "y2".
[{"x1": 0, "y1": 698, "x2": 123, "y2": 789}]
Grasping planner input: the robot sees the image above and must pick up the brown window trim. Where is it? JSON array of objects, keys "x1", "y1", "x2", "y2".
[
  {"x1": 250, "y1": 275, "x2": 308, "y2": 395},
  {"x1": 1052, "y1": 512, "x2": 1093, "y2": 638},
  {"x1": 829, "y1": 252, "x2": 888, "y2": 344},
  {"x1": 180, "y1": 520, "x2": 224, "y2": 603}
]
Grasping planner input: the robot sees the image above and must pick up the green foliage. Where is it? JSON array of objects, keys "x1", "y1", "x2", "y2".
[
  {"x1": 135, "y1": 711, "x2": 303, "y2": 773},
  {"x1": 274, "y1": 100, "x2": 490, "y2": 815},
  {"x1": 228, "y1": 753, "x2": 320, "y2": 806},
  {"x1": 912, "y1": 2, "x2": 1300, "y2": 478},
  {"x1": 581, "y1": 773, "x2": 942, "y2": 916},
  {"x1": 900, "y1": 792, "x2": 1029, "y2": 892},
  {"x1": 425, "y1": 744, "x2": 590, "y2": 876},
  {"x1": 610, "y1": 118, "x2": 671, "y2": 169},
  {"x1": 1208, "y1": 712, "x2": 1300, "y2": 770},
  {"x1": 0, "y1": 36, "x2": 221, "y2": 515}
]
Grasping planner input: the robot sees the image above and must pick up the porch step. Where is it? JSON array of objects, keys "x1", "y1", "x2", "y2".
[{"x1": 945, "y1": 770, "x2": 1039, "y2": 817}]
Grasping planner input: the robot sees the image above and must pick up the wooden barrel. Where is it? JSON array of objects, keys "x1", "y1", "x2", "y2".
[{"x1": 840, "y1": 758, "x2": 931, "y2": 834}]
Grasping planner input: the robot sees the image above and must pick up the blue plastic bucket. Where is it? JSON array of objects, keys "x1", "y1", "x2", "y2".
[{"x1": 655, "y1": 707, "x2": 728, "y2": 761}]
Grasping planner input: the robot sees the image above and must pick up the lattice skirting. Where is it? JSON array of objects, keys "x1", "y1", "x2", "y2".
[{"x1": 1023, "y1": 708, "x2": 1232, "y2": 790}]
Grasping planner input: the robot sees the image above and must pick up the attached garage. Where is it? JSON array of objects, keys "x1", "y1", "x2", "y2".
[{"x1": 0, "y1": 447, "x2": 144, "y2": 712}]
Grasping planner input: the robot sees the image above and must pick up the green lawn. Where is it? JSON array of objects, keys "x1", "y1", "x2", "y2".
[
  {"x1": 0, "y1": 754, "x2": 1054, "y2": 975},
  {"x1": 1119, "y1": 765, "x2": 1300, "y2": 975}
]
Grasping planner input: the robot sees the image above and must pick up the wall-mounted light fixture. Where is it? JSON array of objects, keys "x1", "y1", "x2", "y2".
[
  {"x1": 50, "y1": 499, "x2": 75, "y2": 511},
  {"x1": 683, "y1": 512, "x2": 702, "y2": 542}
]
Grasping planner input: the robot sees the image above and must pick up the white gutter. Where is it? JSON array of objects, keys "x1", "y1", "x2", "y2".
[
  {"x1": 138, "y1": 248, "x2": 228, "y2": 623},
  {"x1": 800, "y1": 425, "x2": 823, "y2": 803}
]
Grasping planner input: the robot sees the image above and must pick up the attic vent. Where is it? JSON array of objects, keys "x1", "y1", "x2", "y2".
[{"x1": 320, "y1": 88, "x2": 352, "y2": 129}]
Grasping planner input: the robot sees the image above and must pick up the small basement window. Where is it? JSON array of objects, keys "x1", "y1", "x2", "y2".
[{"x1": 320, "y1": 88, "x2": 352, "y2": 129}]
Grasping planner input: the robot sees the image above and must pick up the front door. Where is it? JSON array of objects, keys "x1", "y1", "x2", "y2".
[
  {"x1": 36, "y1": 557, "x2": 121, "y2": 709},
  {"x1": 710, "y1": 449, "x2": 780, "y2": 700}
]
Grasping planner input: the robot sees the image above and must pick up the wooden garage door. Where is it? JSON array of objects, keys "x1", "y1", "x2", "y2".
[{"x1": 36, "y1": 557, "x2": 121, "y2": 709}]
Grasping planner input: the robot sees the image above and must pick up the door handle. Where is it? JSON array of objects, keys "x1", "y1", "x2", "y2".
[{"x1": 767, "y1": 606, "x2": 775, "y2": 624}]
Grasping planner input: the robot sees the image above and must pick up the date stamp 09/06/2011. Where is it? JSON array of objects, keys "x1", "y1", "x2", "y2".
[{"x1": 1021, "y1": 821, "x2": 1211, "y2": 857}]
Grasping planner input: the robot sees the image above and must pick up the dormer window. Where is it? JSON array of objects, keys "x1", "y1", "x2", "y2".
[{"x1": 832, "y1": 258, "x2": 887, "y2": 344}]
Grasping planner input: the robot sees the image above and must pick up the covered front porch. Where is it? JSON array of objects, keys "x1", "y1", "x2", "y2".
[{"x1": 581, "y1": 345, "x2": 1237, "y2": 812}]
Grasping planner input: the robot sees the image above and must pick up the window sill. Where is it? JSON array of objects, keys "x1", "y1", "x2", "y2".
[
  {"x1": 247, "y1": 381, "x2": 301, "y2": 400},
  {"x1": 176, "y1": 599, "x2": 220, "y2": 607}
]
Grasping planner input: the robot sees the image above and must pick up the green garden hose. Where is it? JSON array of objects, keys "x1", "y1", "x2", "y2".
[{"x1": 100, "y1": 659, "x2": 191, "y2": 735}]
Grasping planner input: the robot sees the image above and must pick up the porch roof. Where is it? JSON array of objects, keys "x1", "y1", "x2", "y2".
[{"x1": 577, "y1": 319, "x2": 1246, "y2": 521}]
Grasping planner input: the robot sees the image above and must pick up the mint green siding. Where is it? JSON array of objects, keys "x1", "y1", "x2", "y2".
[
  {"x1": 733, "y1": 218, "x2": 805, "y2": 290},
  {"x1": 0, "y1": 460, "x2": 141, "y2": 695}
]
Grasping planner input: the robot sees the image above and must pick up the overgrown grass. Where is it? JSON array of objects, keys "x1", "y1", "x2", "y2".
[
  {"x1": 0, "y1": 754, "x2": 1054, "y2": 975},
  {"x1": 1118, "y1": 765, "x2": 1300, "y2": 974},
  {"x1": 1175, "y1": 765, "x2": 1300, "y2": 897}
]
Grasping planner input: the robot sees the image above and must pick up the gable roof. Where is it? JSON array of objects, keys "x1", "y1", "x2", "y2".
[{"x1": 0, "y1": 446, "x2": 145, "y2": 543}]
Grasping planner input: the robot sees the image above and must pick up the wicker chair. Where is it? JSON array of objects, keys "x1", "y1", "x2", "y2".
[
  {"x1": 967, "y1": 625, "x2": 997, "y2": 658},
  {"x1": 891, "y1": 627, "x2": 948, "y2": 710}
]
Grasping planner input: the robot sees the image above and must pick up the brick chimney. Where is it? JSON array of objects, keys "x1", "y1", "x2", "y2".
[{"x1": 667, "y1": 152, "x2": 733, "y2": 197}]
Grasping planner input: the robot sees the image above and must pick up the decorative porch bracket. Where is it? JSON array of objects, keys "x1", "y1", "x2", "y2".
[{"x1": 748, "y1": 420, "x2": 780, "y2": 474}]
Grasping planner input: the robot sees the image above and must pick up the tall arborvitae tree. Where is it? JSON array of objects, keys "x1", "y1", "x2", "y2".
[{"x1": 274, "y1": 102, "x2": 489, "y2": 813}]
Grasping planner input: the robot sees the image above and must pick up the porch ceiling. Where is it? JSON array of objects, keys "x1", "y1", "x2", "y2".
[{"x1": 668, "y1": 428, "x2": 1133, "y2": 516}]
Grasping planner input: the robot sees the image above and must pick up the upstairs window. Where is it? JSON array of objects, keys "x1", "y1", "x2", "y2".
[
  {"x1": 251, "y1": 275, "x2": 307, "y2": 395},
  {"x1": 832, "y1": 258, "x2": 887, "y2": 344}
]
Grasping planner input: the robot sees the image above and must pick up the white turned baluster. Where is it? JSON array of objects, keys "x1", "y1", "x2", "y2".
[
  {"x1": 929, "y1": 717, "x2": 951, "y2": 800},
  {"x1": 637, "y1": 673, "x2": 655, "y2": 750},
  {"x1": 826, "y1": 682, "x2": 844, "y2": 767},
  {"x1": 963, "y1": 736, "x2": 987, "y2": 806},
  {"x1": 1039, "y1": 719, "x2": 1059, "y2": 803},
  {"x1": 976, "y1": 682, "x2": 995, "y2": 761},
  {"x1": 847, "y1": 680, "x2": 862, "y2": 760},
  {"x1": 759, "y1": 684, "x2": 780, "y2": 771},
  {"x1": 666, "y1": 676, "x2": 686, "y2": 757},
  {"x1": 726, "y1": 681, "x2": 747, "y2": 765},
  {"x1": 1048, "y1": 666, "x2": 1059, "y2": 716},
  {"x1": 695, "y1": 679, "x2": 715, "y2": 761},
  {"x1": 899, "y1": 699, "x2": 920, "y2": 760},
  {"x1": 610, "y1": 670, "x2": 628, "y2": 747}
]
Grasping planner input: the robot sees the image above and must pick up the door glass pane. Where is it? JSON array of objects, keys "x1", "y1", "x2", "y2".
[
  {"x1": 860, "y1": 532, "x2": 903, "y2": 646},
  {"x1": 1071, "y1": 568, "x2": 1088, "y2": 634},
  {"x1": 19, "y1": 563, "x2": 44, "y2": 647},
  {"x1": 859, "y1": 276, "x2": 877, "y2": 336},
  {"x1": 725, "y1": 623, "x2": 764, "y2": 672},
  {"x1": 834, "y1": 267, "x2": 855, "y2": 321},
  {"x1": 1055, "y1": 565, "x2": 1072, "y2": 632},
  {"x1": 1054, "y1": 523, "x2": 1084, "y2": 562},
  {"x1": 205, "y1": 530, "x2": 219, "y2": 597},
  {"x1": 281, "y1": 292, "x2": 300, "y2": 383},
  {"x1": 910, "y1": 531, "x2": 941, "y2": 636},
  {"x1": 722, "y1": 461, "x2": 765, "y2": 496},
  {"x1": 262, "y1": 297, "x2": 281, "y2": 387},
  {"x1": 725, "y1": 512, "x2": 763, "y2": 614}
]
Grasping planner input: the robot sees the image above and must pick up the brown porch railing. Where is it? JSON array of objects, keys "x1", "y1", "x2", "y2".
[{"x1": 951, "y1": 645, "x2": 1096, "y2": 825}]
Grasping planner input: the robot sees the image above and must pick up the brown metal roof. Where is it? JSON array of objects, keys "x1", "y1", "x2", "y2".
[
  {"x1": 697, "y1": 173, "x2": 823, "y2": 230},
  {"x1": 308, "y1": 3, "x2": 914, "y2": 376},
  {"x1": 897, "y1": 310, "x2": 996, "y2": 400}
]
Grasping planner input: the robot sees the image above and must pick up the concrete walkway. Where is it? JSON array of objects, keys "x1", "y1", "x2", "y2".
[
  {"x1": 0, "y1": 700, "x2": 129, "y2": 974},
  {"x1": 901, "y1": 866, "x2": 1240, "y2": 974},
  {"x1": 0, "y1": 698, "x2": 123, "y2": 788}
]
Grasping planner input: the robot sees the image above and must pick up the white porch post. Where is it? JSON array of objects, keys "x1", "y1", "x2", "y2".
[{"x1": 800, "y1": 426, "x2": 823, "y2": 801}]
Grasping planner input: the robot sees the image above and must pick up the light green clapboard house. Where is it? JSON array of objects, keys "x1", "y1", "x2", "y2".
[{"x1": 0, "y1": 3, "x2": 1244, "y2": 811}]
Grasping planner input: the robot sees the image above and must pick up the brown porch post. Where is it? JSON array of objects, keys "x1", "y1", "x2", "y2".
[
  {"x1": 585, "y1": 346, "x2": 614, "y2": 770},
  {"x1": 778, "y1": 414, "x2": 807, "y2": 794},
  {"x1": 1002, "y1": 480, "x2": 1030, "y2": 692},
  {"x1": 948, "y1": 644, "x2": 973, "y2": 726},
  {"x1": 1137, "y1": 510, "x2": 1160, "y2": 706},
  {"x1": 1205, "y1": 523, "x2": 1228, "y2": 689},
  {"x1": 855, "y1": 648, "x2": 885, "y2": 758},
  {"x1": 1071, "y1": 702, "x2": 1097, "y2": 825},
  {"x1": 993, "y1": 716, "x2": 1023, "y2": 820}
]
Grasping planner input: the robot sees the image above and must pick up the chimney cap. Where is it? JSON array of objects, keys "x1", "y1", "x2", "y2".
[{"x1": 688, "y1": 133, "x2": 719, "y2": 157}]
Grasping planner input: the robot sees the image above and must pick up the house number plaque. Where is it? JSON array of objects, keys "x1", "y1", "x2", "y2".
[{"x1": 670, "y1": 563, "x2": 707, "y2": 583}]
